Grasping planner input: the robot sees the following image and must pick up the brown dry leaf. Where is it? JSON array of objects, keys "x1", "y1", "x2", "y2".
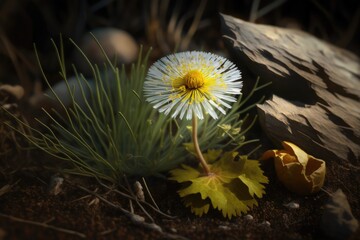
[{"x1": 261, "y1": 141, "x2": 326, "y2": 195}]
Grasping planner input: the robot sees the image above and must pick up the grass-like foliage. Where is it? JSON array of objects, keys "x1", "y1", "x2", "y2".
[{"x1": 7, "y1": 37, "x2": 265, "y2": 183}]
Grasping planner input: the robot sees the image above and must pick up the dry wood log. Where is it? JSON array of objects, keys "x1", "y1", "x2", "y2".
[{"x1": 220, "y1": 13, "x2": 360, "y2": 165}]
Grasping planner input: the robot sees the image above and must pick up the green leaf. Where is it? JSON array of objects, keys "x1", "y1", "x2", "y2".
[
  {"x1": 180, "y1": 179, "x2": 251, "y2": 218},
  {"x1": 202, "y1": 149, "x2": 223, "y2": 164},
  {"x1": 168, "y1": 164, "x2": 200, "y2": 183},
  {"x1": 169, "y1": 150, "x2": 268, "y2": 219},
  {"x1": 238, "y1": 156, "x2": 269, "y2": 198},
  {"x1": 183, "y1": 194, "x2": 211, "y2": 217},
  {"x1": 211, "y1": 151, "x2": 244, "y2": 179}
]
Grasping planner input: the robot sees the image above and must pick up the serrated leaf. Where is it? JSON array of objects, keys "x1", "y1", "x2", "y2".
[
  {"x1": 211, "y1": 151, "x2": 244, "y2": 179},
  {"x1": 202, "y1": 149, "x2": 222, "y2": 164},
  {"x1": 238, "y1": 156, "x2": 269, "y2": 198},
  {"x1": 170, "y1": 150, "x2": 268, "y2": 219},
  {"x1": 183, "y1": 194, "x2": 211, "y2": 217},
  {"x1": 177, "y1": 173, "x2": 251, "y2": 219},
  {"x1": 169, "y1": 164, "x2": 200, "y2": 183}
]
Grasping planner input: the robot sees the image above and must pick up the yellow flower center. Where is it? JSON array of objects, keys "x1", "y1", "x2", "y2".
[
  {"x1": 170, "y1": 69, "x2": 217, "y2": 104},
  {"x1": 183, "y1": 70, "x2": 205, "y2": 89}
]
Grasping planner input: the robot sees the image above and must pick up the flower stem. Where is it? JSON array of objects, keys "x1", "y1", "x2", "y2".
[{"x1": 192, "y1": 117, "x2": 211, "y2": 175}]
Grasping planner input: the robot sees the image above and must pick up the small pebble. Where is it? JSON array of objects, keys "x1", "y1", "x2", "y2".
[
  {"x1": 219, "y1": 225, "x2": 231, "y2": 230},
  {"x1": 147, "y1": 223, "x2": 162, "y2": 232},
  {"x1": 88, "y1": 197, "x2": 100, "y2": 207},
  {"x1": 133, "y1": 181, "x2": 145, "y2": 201},
  {"x1": 259, "y1": 221, "x2": 271, "y2": 227},
  {"x1": 283, "y1": 201, "x2": 300, "y2": 209},
  {"x1": 48, "y1": 175, "x2": 64, "y2": 196},
  {"x1": 244, "y1": 214, "x2": 254, "y2": 221},
  {"x1": 130, "y1": 214, "x2": 145, "y2": 223}
]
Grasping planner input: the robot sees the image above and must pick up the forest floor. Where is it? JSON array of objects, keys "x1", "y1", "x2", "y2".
[{"x1": 0, "y1": 149, "x2": 359, "y2": 240}]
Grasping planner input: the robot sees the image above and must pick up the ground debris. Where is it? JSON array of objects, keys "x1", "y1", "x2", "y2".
[{"x1": 321, "y1": 189, "x2": 359, "y2": 240}]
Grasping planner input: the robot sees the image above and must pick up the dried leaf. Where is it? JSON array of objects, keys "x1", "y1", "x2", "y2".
[{"x1": 261, "y1": 141, "x2": 326, "y2": 195}]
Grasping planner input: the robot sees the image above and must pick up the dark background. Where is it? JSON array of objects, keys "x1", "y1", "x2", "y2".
[{"x1": 0, "y1": 0, "x2": 359, "y2": 92}]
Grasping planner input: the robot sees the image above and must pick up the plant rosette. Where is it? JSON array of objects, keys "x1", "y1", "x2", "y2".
[
  {"x1": 169, "y1": 150, "x2": 269, "y2": 219},
  {"x1": 261, "y1": 141, "x2": 326, "y2": 195}
]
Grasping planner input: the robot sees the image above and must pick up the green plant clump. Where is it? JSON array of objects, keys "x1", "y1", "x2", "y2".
[{"x1": 9, "y1": 37, "x2": 263, "y2": 183}]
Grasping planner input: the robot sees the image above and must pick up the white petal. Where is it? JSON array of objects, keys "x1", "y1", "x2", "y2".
[{"x1": 143, "y1": 51, "x2": 242, "y2": 120}]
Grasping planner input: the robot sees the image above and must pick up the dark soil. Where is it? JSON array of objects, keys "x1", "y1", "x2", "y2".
[{"x1": 1, "y1": 156, "x2": 359, "y2": 240}]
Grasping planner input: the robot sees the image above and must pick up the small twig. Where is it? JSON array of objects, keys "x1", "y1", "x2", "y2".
[
  {"x1": 99, "y1": 227, "x2": 117, "y2": 236},
  {"x1": 75, "y1": 184, "x2": 164, "y2": 234},
  {"x1": 129, "y1": 199, "x2": 134, "y2": 213},
  {"x1": 0, "y1": 212, "x2": 86, "y2": 238},
  {"x1": 70, "y1": 194, "x2": 92, "y2": 203},
  {"x1": 123, "y1": 175, "x2": 155, "y2": 222},
  {"x1": 95, "y1": 179, "x2": 175, "y2": 219},
  {"x1": 74, "y1": 183, "x2": 185, "y2": 238},
  {"x1": 320, "y1": 188, "x2": 333, "y2": 196},
  {"x1": 249, "y1": 0, "x2": 261, "y2": 22},
  {"x1": 43, "y1": 217, "x2": 55, "y2": 224},
  {"x1": 142, "y1": 177, "x2": 160, "y2": 211},
  {"x1": 94, "y1": 178, "x2": 132, "y2": 198},
  {"x1": 256, "y1": 0, "x2": 287, "y2": 21},
  {"x1": 76, "y1": 183, "x2": 131, "y2": 215},
  {"x1": 106, "y1": 186, "x2": 175, "y2": 219},
  {"x1": 249, "y1": 0, "x2": 287, "y2": 22},
  {"x1": 0, "y1": 179, "x2": 20, "y2": 197}
]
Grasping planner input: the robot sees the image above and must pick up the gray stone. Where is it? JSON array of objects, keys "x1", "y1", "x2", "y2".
[
  {"x1": 321, "y1": 189, "x2": 359, "y2": 240},
  {"x1": 283, "y1": 201, "x2": 300, "y2": 209},
  {"x1": 74, "y1": 28, "x2": 138, "y2": 76},
  {"x1": 244, "y1": 214, "x2": 254, "y2": 221}
]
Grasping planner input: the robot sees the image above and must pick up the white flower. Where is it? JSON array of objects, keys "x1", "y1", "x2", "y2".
[{"x1": 144, "y1": 51, "x2": 242, "y2": 120}]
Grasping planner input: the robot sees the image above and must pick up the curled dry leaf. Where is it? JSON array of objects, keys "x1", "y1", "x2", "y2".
[{"x1": 261, "y1": 141, "x2": 326, "y2": 195}]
